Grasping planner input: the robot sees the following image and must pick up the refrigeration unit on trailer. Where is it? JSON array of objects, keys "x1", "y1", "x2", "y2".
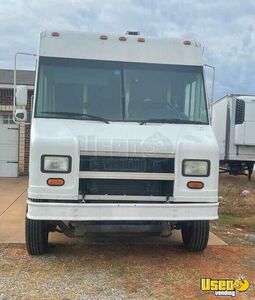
[
  {"x1": 13, "y1": 31, "x2": 219, "y2": 255},
  {"x1": 212, "y1": 94, "x2": 255, "y2": 179}
]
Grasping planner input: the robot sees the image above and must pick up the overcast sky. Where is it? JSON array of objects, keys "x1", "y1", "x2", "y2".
[{"x1": 0, "y1": 0, "x2": 254, "y2": 99}]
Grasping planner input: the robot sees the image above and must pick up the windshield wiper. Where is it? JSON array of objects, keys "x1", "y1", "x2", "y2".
[
  {"x1": 139, "y1": 118, "x2": 206, "y2": 125},
  {"x1": 41, "y1": 111, "x2": 110, "y2": 124}
]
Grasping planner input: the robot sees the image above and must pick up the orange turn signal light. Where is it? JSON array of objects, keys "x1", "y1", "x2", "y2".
[
  {"x1": 47, "y1": 178, "x2": 65, "y2": 186},
  {"x1": 187, "y1": 181, "x2": 204, "y2": 189}
]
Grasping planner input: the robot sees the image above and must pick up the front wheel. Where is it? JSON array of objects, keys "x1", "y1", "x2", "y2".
[
  {"x1": 181, "y1": 220, "x2": 209, "y2": 252},
  {"x1": 25, "y1": 217, "x2": 49, "y2": 255}
]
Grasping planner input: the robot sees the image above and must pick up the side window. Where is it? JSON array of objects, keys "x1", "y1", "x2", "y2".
[
  {"x1": 235, "y1": 99, "x2": 245, "y2": 124},
  {"x1": 184, "y1": 75, "x2": 207, "y2": 122},
  {"x1": 184, "y1": 81, "x2": 196, "y2": 120}
]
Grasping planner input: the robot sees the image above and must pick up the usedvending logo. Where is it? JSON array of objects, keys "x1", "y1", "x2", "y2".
[{"x1": 200, "y1": 277, "x2": 250, "y2": 297}]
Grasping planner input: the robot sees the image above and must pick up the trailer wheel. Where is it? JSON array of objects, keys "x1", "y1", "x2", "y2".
[
  {"x1": 25, "y1": 216, "x2": 49, "y2": 255},
  {"x1": 181, "y1": 220, "x2": 209, "y2": 252}
]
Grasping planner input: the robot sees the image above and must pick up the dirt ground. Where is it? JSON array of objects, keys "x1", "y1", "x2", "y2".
[
  {"x1": 211, "y1": 174, "x2": 255, "y2": 246},
  {"x1": 0, "y1": 243, "x2": 254, "y2": 300},
  {"x1": 0, "y1": 174, "x2": 254, "y2": 299}
]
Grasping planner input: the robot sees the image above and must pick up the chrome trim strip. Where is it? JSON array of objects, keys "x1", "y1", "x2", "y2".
[
  {"x1": 79, "y1": 171, "x2": 174, "y2": 180},
  {"x1": 82, "y1": 195, "x2": 171, "y2": 201}
]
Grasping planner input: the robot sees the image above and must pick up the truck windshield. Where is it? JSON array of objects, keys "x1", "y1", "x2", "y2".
[{"x1": 35, "y1": 57, "x2": 208, "y2": 124}]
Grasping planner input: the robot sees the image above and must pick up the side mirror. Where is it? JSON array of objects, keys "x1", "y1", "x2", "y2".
[
  {"x1": 15, "y1": 109, "x2": 27, "y2": 122},
  {"x1": 16, "y1": 85, "x2": 28, "y2": 106}
]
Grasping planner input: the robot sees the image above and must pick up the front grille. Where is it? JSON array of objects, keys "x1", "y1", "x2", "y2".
[
  {"x1": 80, "y1": 156, "x2": 174, "y2": 173},
  {"x1": 79, "y1": 155, "x2": 175, "y2": 200},
  {"x1": 79, "y1": 179, "x2": 173, "y2": 197}
]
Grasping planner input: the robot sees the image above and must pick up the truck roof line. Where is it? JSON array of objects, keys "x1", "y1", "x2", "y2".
[
  {"x1": 39, "y1": 30, "x2": 204, "y2": 66},
  {"x1": 214, "y1": 93, "x2": 255, "y2": 104}
]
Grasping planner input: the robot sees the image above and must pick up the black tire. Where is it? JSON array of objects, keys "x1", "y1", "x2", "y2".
[
  {"x1": 25, "y1": 217, "x2": 49, "y2": 255},
  {"x1": 181, "y1": 220, "x2": 209, "y2": 252}
]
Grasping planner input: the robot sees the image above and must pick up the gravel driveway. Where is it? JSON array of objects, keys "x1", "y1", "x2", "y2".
[{"x1": 0, "y1": 242, "x2": 254, "y2": 300}]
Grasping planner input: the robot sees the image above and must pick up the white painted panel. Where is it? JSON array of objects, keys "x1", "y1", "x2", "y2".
[
  {"x1": 39, "y1": 31, "x2": 204, "y2": 66},
  {"x1": 234, "y1": 123, "x2": 245, "y2": 145},
  {"x1": 0, "y1": 127, "x2": 18, "y2": 145},
  {"x1": 245, "y1": 102, "x2": 255, "y2": 121},
  {"x1": 244, "y1": 121, "x2": 255, "y2": 145},
  {"x1": 0, "y1": 161, "x2": 18, "y2": 177},
  {"x1": 0, "y1": 124, "x2": 19, "y2": 177},
  {"x1": 213, "y1": 95, "x2": 255, "y2": 160},
  {"x1": 242, "y1": 102, "x2": 255, "y2": 145},
  {"x1": 0, "y1": 144, "x2": 18, "y2": 160},
  {"x1": 211, "y1": 96, "x2": 228, "y2": 160}
]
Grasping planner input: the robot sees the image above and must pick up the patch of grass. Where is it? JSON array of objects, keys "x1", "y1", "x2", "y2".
[
  {"x1": 218, "y1": 213, "x2": 255, "y2": 232},
  {"x1": 219, "y1": 174, "x2": 255, "y2": 217},
  {"x1": 218, "y1": 214, "x2": 237, "y2": 226}
]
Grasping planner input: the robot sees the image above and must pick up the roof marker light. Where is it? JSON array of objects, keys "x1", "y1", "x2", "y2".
[
  {"x1": 51, "y1": 32, "x2": 60, "y2": 37},
  {"x1": 100, "y1": 35, "x2": 108, "y2": 40},
  {"x1": 183, "y1": 40, "x2": 191, "y2": 45},
  {"x1": 119, "y1": 36, "x2": 127, "y2": 41},
  {"x1": 137, "y1": 37, "x2": 145, "y2": 42}
]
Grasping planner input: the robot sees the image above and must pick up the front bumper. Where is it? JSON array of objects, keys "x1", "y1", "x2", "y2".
[{"x1": 27, "y1": 200, "x2": 219, "y2": 221}]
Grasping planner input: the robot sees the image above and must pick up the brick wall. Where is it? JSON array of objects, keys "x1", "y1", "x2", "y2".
[
  {"x1": 24, "y1": 124, "x2": 31, "y2": 175},
  {"x1": 23, "y1": 89, "x2": 34, "y2": 175},
  {"x1": 18, "y1": 123, "x2": 25, "y2": 175}
]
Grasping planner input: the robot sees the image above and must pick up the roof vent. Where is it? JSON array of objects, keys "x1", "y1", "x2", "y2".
[{"x1": 125, "y1": 31, "x2": 140, "y2": 36}]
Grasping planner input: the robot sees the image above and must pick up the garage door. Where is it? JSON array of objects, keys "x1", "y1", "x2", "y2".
[{"x1": 0, "y1": 114, "x2": 19, "y2": 177}]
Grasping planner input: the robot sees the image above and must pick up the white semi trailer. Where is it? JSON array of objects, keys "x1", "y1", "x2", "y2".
[
  {"x1": 212, "y1": 94, "x2": 255, "y2": 179},
  {"x1": 13, "y1": 31, "x2": 219, "y2": 255}
]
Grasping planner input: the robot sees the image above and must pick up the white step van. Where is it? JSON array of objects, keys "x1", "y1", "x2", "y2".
[
  {"x1": 14, "y1": 31, "x2": 219, "y2": 254},
  {"x1": 212, "y1": 94, "x2": 255, "y2": 179}
]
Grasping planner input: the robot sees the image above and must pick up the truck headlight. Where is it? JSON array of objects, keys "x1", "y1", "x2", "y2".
[
  {"x1": 182, "y1": 160, "x2": 210, "y2": 177},
  {"x1": 41, "y1": 155, "x2": 71, "y2": 173}
]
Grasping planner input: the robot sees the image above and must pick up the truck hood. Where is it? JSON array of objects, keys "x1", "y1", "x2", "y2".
[
  {"x1": 31, "y1": 118, "x2": 217, "y2": 156},
  {"x1": 29, "y1": 118, "x2": 219, "y2": 201}
]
